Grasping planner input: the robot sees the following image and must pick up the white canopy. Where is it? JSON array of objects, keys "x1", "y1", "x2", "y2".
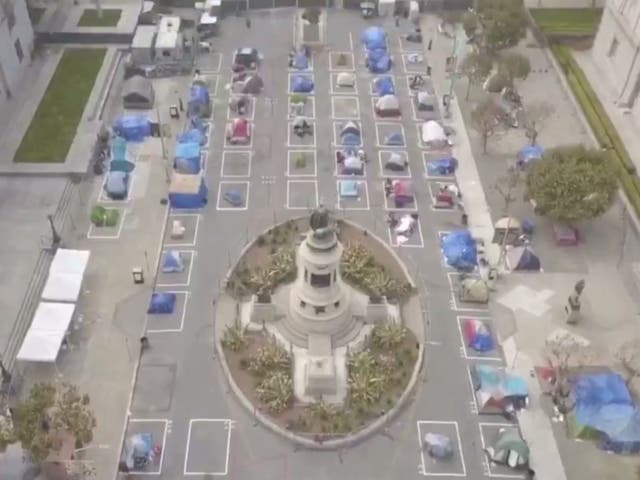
[
  {"x1": 41, "y1": 249, "x2": 90, "y2": 303},
  {"x1": 16, "y1": 302, "x2": 75, "y2": 363},
  {"x1": 376, "y1": 94, "x2": 400, "y2": 111},
  {"x1": 421, "y1": 121, "x2": 446, "y2": 144}
]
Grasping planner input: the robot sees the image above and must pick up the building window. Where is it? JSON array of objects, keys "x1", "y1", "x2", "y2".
[
  {"x1": 608, "y1": 37, "x2": 619, "y2": 58},
  {"x1": 14, "y1": 39, "x2": 23, "y2": 63},
  {"x1": 300, "y1": 300, "x2": 306, "y2": 308},
  {"x1": 334, "y1": 301, "x2": 340, "y2": 308},
  {"x1": 314, "y1": 306, "x2": 326, "y2": 314},
  {"x1": 310, "y1": 273, "x2": 331, "y2": 288}
]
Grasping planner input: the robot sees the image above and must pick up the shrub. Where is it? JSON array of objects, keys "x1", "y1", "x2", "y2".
[
  {"x1": 295, "y1": 154, "x2": 307, "y2": 169},
  {"x1": 248, "y1": 339, "x2": 291, "y2": 378},
  {"x1": 90, "y1": 206, "x2": 119, "y2": 227},
  {"x1": 484, "y1": 71, "x2": 512, "y2": 93},
  {"x1": 256, "y1": 371, "x2": 292, "y2": 413},
  {"x1": 289, "y1": 93, "x2": 306, "y2": 105},
  {"x1": 221, "y1": 321, "x2": 248, "y2": 352}
]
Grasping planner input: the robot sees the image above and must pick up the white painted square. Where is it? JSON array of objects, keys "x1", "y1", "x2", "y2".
[
  {"x1": 422, "y1": 151, "x2": 456, "y2": 180},
  {"x1": 329, "y1": 51, "x2": 356, "y2": 71},
  {"x1": 335, "y1": 151, "x2": 366, "y2": 178},
  {"x1": 332, "y1": 121, "x2": 363, "y2": 147},
  {"x1": 387, "y1": 217, "x2": 425, "y2": 248},
  {"x1": 287, "y1": 120, "x2": 317, "y2": 148},
  {"x1": 417, "y1": 421, "x2": 466, "y2": 477},
  {"x1": 401, "y1": 52, "x2": 427, "y2": 74},
  {"x1": 156, "y1": 250, "x2": 195, "y2": 287},
  {"x1": 286, "y1": 150, "x2": 317, "y2": 177},
  {"x1": 382, "y1": 181, "x2": 418, "y2": 212},
  {"x1": 184, "y1": 419, "x2": 233, "y2": 476},
  {"x1": 201, "y1": 75, "x2": 220, "y2": 97},
  {"x1": 286, "y1": 180, "x2": 319, "y2": 210},
  {"x1": 427, "y1": 181, "x2": 458, "y2": 212},
  {"x1": 331, "y1": 96, "x2": 360, "y2": 120},
  {"x1": 221, "y1": 151, "x2": 252, "y2": 178},
  {"x1": 288, "y1": 72, "x2": 316, "y2": 95},
  {"x1": 98, "y1": 173, "x2": 135, "y2": 204},
  {"x1": 223, "y1": 122, "x2": 254, "y2": 149},
  {"x1": 455, "y1": 316, "x2": 503, "y2": 362},
  {"x1": 147, "y1": 291, "x2": 190, "y2": 333},
  {"x1": 370, "y1": 96, "x2": 402, "y2": 122},
  {"x1": 87, "y1": 208, "x2": 127, "y2": 240},
  {"x1": 369, "y1": 75, "x2": 396, "y2": 96},
  {"x1": 378, "y1": 151, "x2": 411, "y2": 178},
  {"x1": 375, "y1": 122, "x2": 406, "y2": 148},
  {"x1": 336, "y1": 180, "x2": 370, "y2": 210},
  {"x1": 226, "y1": 95, "x2": 256, "y2": 121},
  {"x1": 126, "y1": 419, "x2": 169, "y2": 475},
  {"x1": 447, "y1": 272, "x2": 490, "y2": 313},
  {"x1": 216, "y1": 181, "x2": 251, "y2": 211},
  {"x1": 478, "y1": 423, "x2": 526, "y2": 478},
  {"x1": 165, "y1": 213, "x2": 201, "y2": 247},
  {"x1": 288, "y1": 95, "x2": 316, "y2": 119},
  {"x1": 330, "y1": 73, "x2": 359, "y2": 95}
]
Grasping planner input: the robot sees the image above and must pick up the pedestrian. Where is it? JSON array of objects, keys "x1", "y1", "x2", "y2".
[
  {"x1": 140, "y1": 336, "x2": 150, "y2": 349},
  {"x1": 178, "y1": 98, "x2": 184, "y2": 112},
  {"x1": 245, "y1": 17, "x2": 251, "y2": 28},
  {"x1": 426, "y1": 65, "x2": 432, "y2": 76},
  {"x1": 461, "y1": 213, "x2": 468, "y2": 226},
  {"x1": 427, "y1": 38, "x2": 433, "y2": 50}
]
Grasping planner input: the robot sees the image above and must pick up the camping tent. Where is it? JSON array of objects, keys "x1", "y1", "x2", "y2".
[
  {"x1": 361, "y1": 26, "x2": 387, "y2": 50},
  {"x1": 336, "y1": 72, "x2": 356, "y2": 87},
  {"x1": 463, "y1": 318, "x2": 495, "y2": 352},
  {"x1": 375, "y1": 95, "x2": 400, "y2": 117},
  {"x1": 340, "y1": 155, "x2": 364, "y2": 175},
  {"x1": 486, "y1": 428, "x2": 530, "y2": 469},
  {"x1": 174, "y1": 142, "x2": 202, "y2": 174},
  {"x1": 241, "y1": 75, "x2": 264, "y2": 94},
  {"x1": 385, "y1": 152, "x2": 407, "y2": 171},
  {"x1": 426, "y1": 157, "x2": 457, "y2": 176},
  {"x1": 472, "y1": 365, "x2": 529, "y2": 415},
  {"x1": 122, "y1": 75, "x2": 155, "y2": 109},
  {"x1": 113, "y1": 115, "x2": 151, "y2": 142},
  {"x1": 517, "y1": 144, "x2": 543, "y2": 168},
  {"x1": 423, "y1": 433, "x2": 453, "y2": 460},
  {"x1": 16, "y1": 302, "x2": 75, "y2": 363},
  {"x1": 421, "y1": 121, "x2": 448, "y2": 148},
  {"x1": 41, "y1": 249, "x2": 90, "y2": 303},
  {"x1": 392, "y1": 180, "x2": 413, "y2": 207},
  {"x1": 147, "y1": 292, "x2": 177, "y2": 314},
  {"x1": 374, "y1": 76, "x2": 395, "y2": 96},
  {"x1": 339, "y1": 180, "x2": 361, "y2": 198},
  {"x1": 291, "y1": 74, "x2": 314, "y2": 93},
  {"x1": 110, "y1": 136, "x2": 135, "y2": 172},
  {"x1": 188, "y1": 84, "x2": 211, "y2": 118},
  {"x1": 104, "y1": 171, "x2": 130, "y2": 200},
  {"x1": 162, "y1": 250, "x2": 185, "y2": 273},
  {"x1": 178, "y1": 128, "x2": 206, "y2": 146},
  {"x1": 168, "y1": 172, "x2": 208, "y2": 209},
  {"x1": 226, "y1": 118, "x2": 251, "y2": 144},
  {"x1": 367, "y1": 49, "x2": 392, "y2": 73},
  {"x1": 441, "y1": 230, "x2": 477, "y2": 271},
  {"x1": 384, "y1": 132, "x2": 405, "y2": 146},
  {"x1": 507, "y1": 246, "x2": 541, "y2": 272},
  {"x1": 340, "y1": 122, "x2": 361, "y2": 146},
  {"x1": 417, "y1": 92, "x2": 436, "y2": 111},
  {"x1": 292, "y1": 51, "x2": 309, "y2": 70}
]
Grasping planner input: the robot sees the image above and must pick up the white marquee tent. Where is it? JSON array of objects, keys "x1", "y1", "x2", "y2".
[
  {"x1": 16, "y1": 302, "x2": 76, "y2": 363},
  {"x1": 41, "y1": 249, "x2": 90, "y2": 303}
]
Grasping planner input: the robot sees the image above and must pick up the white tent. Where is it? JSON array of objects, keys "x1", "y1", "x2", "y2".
[
  {"x1": 421, "y1": 121, "x2": 447, "y2": 147},
  {"x1": 16, "y1": 302, "x2": 75, "y2": 363},
  {"x1": 375, "y1": 95, "x2": 400, "y2": 116},
  {"x1": 41, "y1": 249, "x2": 90, "y2": 303},
  {"x1": 336, "y1": 72, "x2": 356, "y2": 87}
]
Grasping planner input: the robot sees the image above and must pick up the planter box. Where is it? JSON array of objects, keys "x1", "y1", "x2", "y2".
[
  {"x1": 366, "y1": 297, "x2": 389, "y2": 324},
  {"x1": 250, "y1": 295, "x2": 276, "y2": 324}
]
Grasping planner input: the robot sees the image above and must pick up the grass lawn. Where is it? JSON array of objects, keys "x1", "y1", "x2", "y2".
[
  {"x1": 530, "y1": 8, "x2": 603, "y2": 35},
  {"x1": 28, "y1": 7, "x2": 45, "y2": 26},
  {"x1": 77, "y1": 9, "x2": 121, "y2": 27},
  {"x1": 14, "y1": 49, "x2": 106, "y2": 163}
]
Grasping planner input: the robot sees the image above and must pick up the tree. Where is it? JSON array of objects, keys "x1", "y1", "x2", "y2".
[
  {"x1": 470, "y1": 97, "x2": 507, "y2": 153},
  {"x1": 5, "y1": 382, "x2": 96, "y2": 463},
  {"x1": 522, "y1": 101, "x2": 554, "y2": 145},
  {"x1": 477, "y1": 0, "x2": 528, "y2": 51},
  {"x1": 462, "y1": 11, "x2": 479, "y2": 40},
  {"x1": 526, "y1": 145, "x2": 617, "y2": 224},
  {"x1": 498, "y1": 52, "x2": 531, "y2": 84},
  {"x1": 459, "y1": 51, "x2": 493, "y2": 99}
]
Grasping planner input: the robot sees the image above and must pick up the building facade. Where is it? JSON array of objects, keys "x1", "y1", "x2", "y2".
[
  {"x1": 0, "y1": 0, "x2": 34, "y2": 105},
  {"x1": 593, "y1": 0, "x2": 640, "y2": 110}
]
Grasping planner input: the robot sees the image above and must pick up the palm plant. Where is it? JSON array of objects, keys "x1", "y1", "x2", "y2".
[
  {"x1": 221, "y1": 321, "x2": 248, "y2": 352},
  {"x1": 248, "y1": 339, "x2": 291, "y2": 378},
  {"x1": 308, "y1": 402, "x2": 338, "y2": 421},
  {"x1": 370, "y1": 324, "x2": 407, "y2": 351},
  {"x1": 256, "y1": 372, "x2": 292, "y2": 413}
]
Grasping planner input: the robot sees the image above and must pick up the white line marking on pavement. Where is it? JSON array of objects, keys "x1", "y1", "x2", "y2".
[
  {"x1": 128, "y1": 419, "x2": 169, "y2": 475},
  {"x1": 184, "y1": 419, "x2": 234, "y2": 476},
  {"x1": 478, "y1": 423, "x2": 525, "y2": 478},
  {"x1": 417, "y1": 421, "x2": 467, "y2": 477},
  {"x1": 147, "y1": 291, "x2": 190, "y2": 333}
]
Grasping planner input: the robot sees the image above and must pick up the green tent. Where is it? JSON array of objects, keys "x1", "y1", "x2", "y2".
[{"x1": 487, "y1": 428, "x2": 530, "y2": 468}]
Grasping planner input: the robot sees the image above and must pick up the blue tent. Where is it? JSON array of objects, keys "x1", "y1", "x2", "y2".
[
  {"x1": 514, "y1": 247, "x2": 541, "y2": 271},
  {"x1": 224, "y1": 189, "x2": 245, "y2": 207},
  {"x1": 517, "y1": 144, "x2": 544, "y2": 167},
  {"x1": 190, "y1": 117, "x2": 208, "y2": 135},
  {"x1": 374, "y1": 76, "x2": 395, "y2": 96},
  {"x1": 426, "y1": 157, "x2": 458, "y2": 176},
  {"x1": 168, "y1": 173, "x2": 209, "y2": 209},
  {"x1": 110, "y1": 159, "x2": 135, "y2": 173},
  {"x1": 174, "y1": 142, "x2": 202, "y2": 174},
  {"x1": 464, "y1": 318, "x2": 495, "y2": 352},
  {"x1": 384, "y1": 132, "x2": 405, "y2": 146},
  {"x1": 147, "y1": 292, "x2": 177, "y2": 314},
  {"x1": 162, "y1": 250, "x2": 184, "y2": 273},
  {"x1": 111, "y1": 136, "x2": 128, "y2": 162},
  {"x1": 291, "y1": 75, "x2": 314, "y2": 93},
  {"x1": 113, "y1": 115, "x2": 151, "y2": 142},
  {"x1": 341, "y1": 133, "x2": 361, "y2": 146},
  {"x1": 292, "y1": 52, "x2": 309, "y2": 70},
  {"x1": 441, "y1": 230, "x2": 477, "y2": 271},
  {"x1": 178, "y1": 129, "x2": 206, "y2": 146},
  {"x1": 367, "y1": 50, "x2": 392, "y2": 73},
  {"x1": 188, "y1": 85, "x2": 210, "y2": 117},
  {"x1": 104, "y1": 171, "x2": 129, "y2": 200},
  {"x1": 361, "y1": 26, "x2": 387, "y2": 51}
]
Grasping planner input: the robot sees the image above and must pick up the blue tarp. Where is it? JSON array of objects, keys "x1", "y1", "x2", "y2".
[
  {"x1": 374, "y1": 76, "x2": 395, "y2": 96},
  {"x1": 162, "y1": 250, "x2": 184, "y2": 273},
  {"x1": 178, "y1": 129, "x2": 206, "y2": 145},
  {"x1": 441, "y1": 230, "x2": 477, "y2": 271},
  {"x1": 110, "y1": 160, "x2": 135, "y2": 173},
  {"x1": 367, "y1": 50, "x2": 392, "y2": 73},
  {"x1": 189, "y1": 85, "x2": 210, "y2": 108},
  {"x1": 147, "y1": 292, "x2": 177, "y2": 314},
  {"x1": 427, "y1": 157, "x2": 458, "y2": 176},
  {"x1": 465, "y1": 318, "x2": 495, "y2": 352},
  {"x1": 385, "y1": 132, "x2": 405, "y2": 146},
  {"x1": 104, "y1": 171, "x2": 129, "y2": 200},
  {"x1": 175, "y1": 157, "x2": 201, "y2": 174},
  {"x1": 190, "y1": 117, "x2": 208, "y2": 134},
  {"x1": 121, "y1": 433, "x2": 154, "y2": 470},
  {"x1": 224, "y1": 189, "x2": 245, "y2": 207},
  {"x1": 291, "y1": 75, "x2": 314, "y2": 93},
  {"x1": 341, "y1": 133, "x2": 361, "y2": 146},
  {"x1": 517, "y1": 144, "x2": 544, "y2": 167},
  {"x1": 175, "y1": 142, "x2": 201, "y2": 161},
  {"x1": 113, "y1": 115, "x2": 151, "y2": 142},
  {"x1": 169, "y1": 177, "x2": 209, "y2": 209},
  {"x1": 361, "y1": 26, "x2": 387, "y2": 51},
  {"x1": 293, "y1": 52, "x2": 309, "y2": 70},
  {"x1": 111, "y1": 137, "x2": 127, "y2": 162},
  {"x1": 476, "y1": 365, "x2": 529, "y2": 398},
  {"x1": 515, "y1": 247, "x2": 541, "y2": 271}
]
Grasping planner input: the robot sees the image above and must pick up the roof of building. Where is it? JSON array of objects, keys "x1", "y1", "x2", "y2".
[
  {"x1": 158, "y1": 15, "x2": 181, "y2": 33},
  {"x1": 131, "y1": 25, "x2": 156, "y2": 49},
  {"x1": 156, "y1": 30, "x2": 179, "y2": 49}
]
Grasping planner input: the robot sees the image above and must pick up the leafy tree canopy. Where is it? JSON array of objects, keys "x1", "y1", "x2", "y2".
[
  {"x1": 498, "y1": 52, "x2": 531, "y2": 81},
  {"x1": 477, "y1": 0, "x2": 528, "y2": 51},
  {"x1": 526, "y1": 145, "x2": 617, "y2": 224},
  {"x1": 460, "y1": 51, "x2": 493, "y2": 85}
]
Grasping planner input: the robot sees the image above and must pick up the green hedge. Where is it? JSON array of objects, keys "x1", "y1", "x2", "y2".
[
  {"x1": 530, "y1": 8, "x2": 602, "y2": 36},
  {"x1": 550, "y1": 43, "x2": 640, "y2": 215}
]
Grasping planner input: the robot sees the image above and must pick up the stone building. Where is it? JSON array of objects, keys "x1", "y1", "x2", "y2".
[{"x1": 0, "y1": 0, "x2": 34, "y2": 109}]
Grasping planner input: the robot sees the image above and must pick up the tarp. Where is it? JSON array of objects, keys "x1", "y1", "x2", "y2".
[
  {"x1": 175, "y1": 142, "x2": 201, "y2": 161},
  {"x1": 426, "y1": 157, "x2": 457, "y2": 176},
  {"x1": 174, "y1": 142, "x2": 202, "y2": 174},
  {"x1": 110, "y1": 159, "x2": 135, "y2": 173},
  {"x1": 190, "y1": 116, "x2": 208, "y2": 134},
  {"x1": 113, "y1": 115, "x2": 151, "y2": 142},
  {"x1": 168, "y1": 173, "x2": 208, "y2": 209},
  {"x1": 517, "y1": 144, "x2": 544, "y2": 167},
  {"x1": 339, "y1": 180, "x2": 360, "y2": 198},
  {"x1": 42, "y1": 249, "x2": 90, "y2": 303},
  {"x1": 473, "y1": 365, "x2": 529, "y2": 413},
  {"x1": 147, "y1": 292, "x2": 177, "y2": 314},
  {"x1": 292, "y1": 51, "x2": 309, "y2": 70},
  {"x1": 507, "y1": 246, "x2": 541, "y2": 271},
  {"x1": 463, "y1": 318, "x2": 495, "y2": 352},
  {"x1": 112, "y1": 136, "x2": 128, "y2": 162},
  {"x1": 178, "y1": 129, "x2": 206, "y2": 145},
  {"x1": 441, "y1": 230, "x2": 477, "y2": 271},
  {"x1": 188, "y1": 84, "x2": 211, "y2": 117},
  {"x1": 104, "y1": 171, "x2": 129, "y2": 200},
  {"x1": 291, "y1": 75, "x2": 314, "y2": 93},
  {"x1": 361, "y1": 26, "x2": 387, "y2": 51},
  {"x1": 421, "y1": 121, "x2": 447, "y2": 146},
  {"x1": 341, "y1": 156, "x2": 363, "y2": 175},
  {"x1": 122, "y1": 433, "x2": 154, "y2": 470},
  {"x1": 374, "y1": 77, "x2": 395, "y2": 96},
  {"x1": 368, "y1": 50, "x2": 392, "y2": 73},
  {"x1": 162, "y1": 250, "x2": 184, "y2": 273},
  {"x1": 336, "y1": 72, "x2": 356, "y2": 87},
  {"x1": 16, "y1": 302, "x2": 75, "y2": 363}
]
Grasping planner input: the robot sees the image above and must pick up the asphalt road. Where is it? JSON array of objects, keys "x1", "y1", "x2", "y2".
[{"x1": 123, "y1": 9, "x2": 521, "y2": 480}]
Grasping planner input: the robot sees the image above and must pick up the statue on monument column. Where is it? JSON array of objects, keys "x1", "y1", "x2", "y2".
[
  {"x1": 565, "y1": 279, "x2": 585, "y2": 325},
  {"x1": 309, "y1": 206, "x2": 334, "y2": 240}
]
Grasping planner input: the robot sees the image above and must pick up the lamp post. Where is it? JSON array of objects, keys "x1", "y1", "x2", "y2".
[{"x1": 47, "y1": 214, "x2": 61, "y2": 247}]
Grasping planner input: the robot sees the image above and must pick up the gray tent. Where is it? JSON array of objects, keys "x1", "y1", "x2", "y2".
[
  {"x1": 242, "y1": 74, "x2": 264, "y2": 94},
  {"x1": 122, "y1": 75, "x2": 155, "y2": 109}
]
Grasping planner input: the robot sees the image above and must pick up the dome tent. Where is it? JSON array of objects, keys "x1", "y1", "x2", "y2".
[
  {"x1": 374, "y1": 76, "x2": 395, "y2": 96},
  {"x1": 336, "y1": 72, "x2": 356, "y2": 87},
  {"x1": 361, "y1": 26, "x2": 387, "y2": 51},
  {"x1": 147, "y1": 292, "x2": 177, "y2": 314},
  {"x1": 441, "y1": 230, "x2": 477, "y2": 271},
  {"x1": 375, "y1": 95, "x2": 401, "y2": 117},
  {"x1": 122, "y1": 75, "x2": 155, "y2": 109},
  {"x1": 367, "y1": 49, "x2": 392, "y2": 73},
  {"x1": 162, "y1": 250, "x2": 185, "y2": 273},
  {"x1": 421, "y1": 120, "x2": 447, "y2": 148},
  {"x1": 291, "y1": 74, "x2": 314, "y2": 93}
]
